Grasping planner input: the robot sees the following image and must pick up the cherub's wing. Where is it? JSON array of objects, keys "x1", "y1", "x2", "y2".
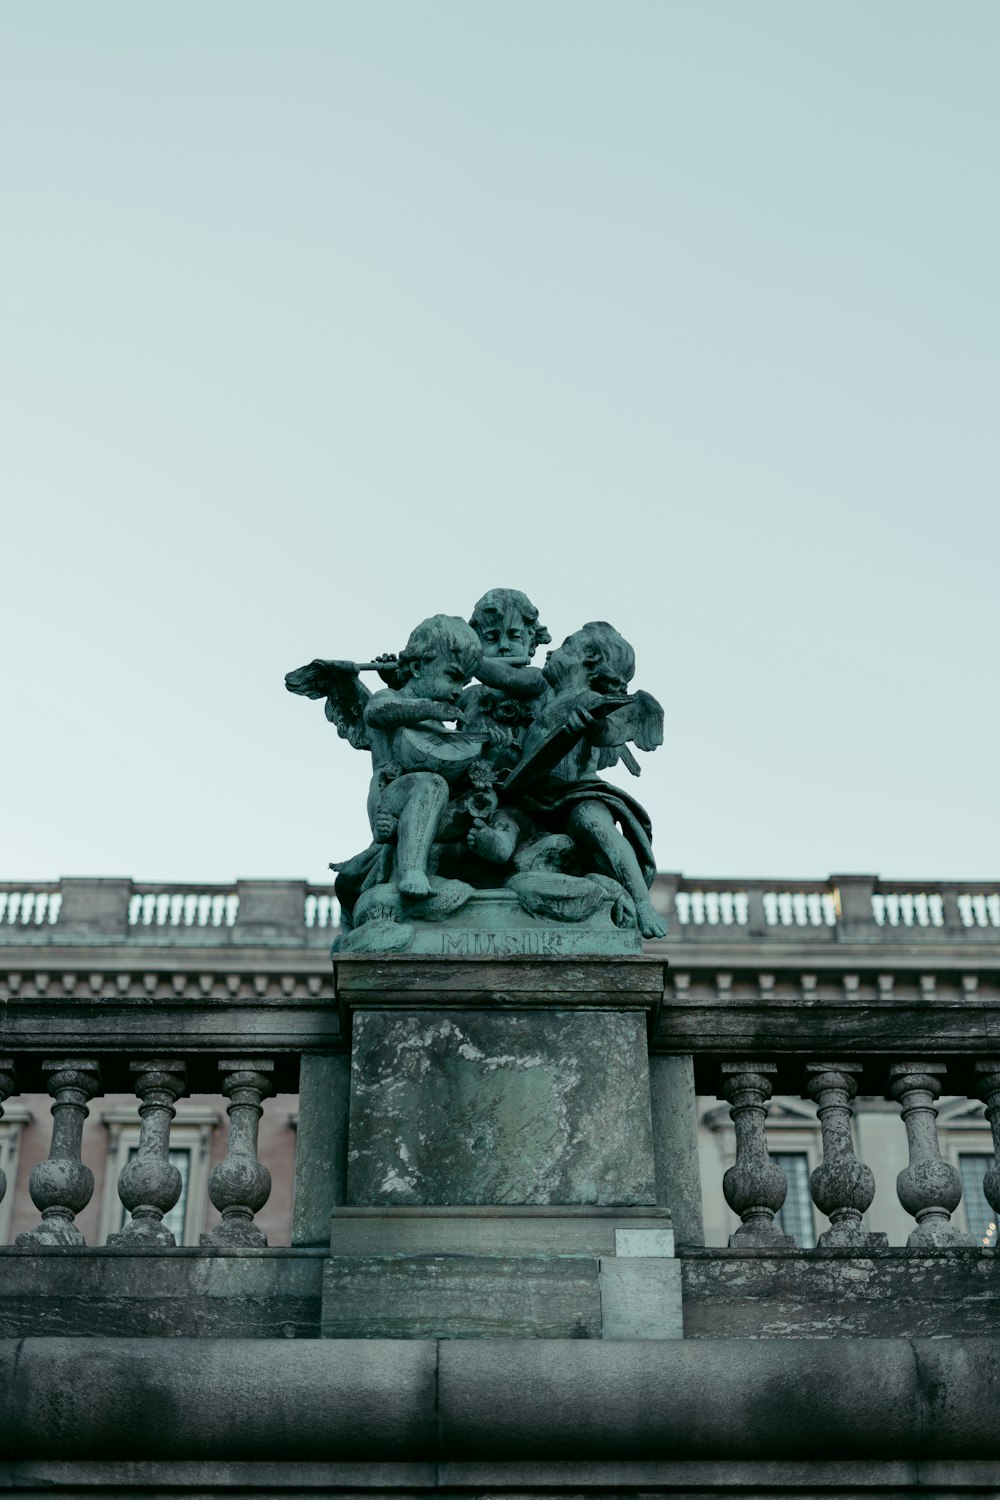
[
  {"x1": 595, "y1": 691, "x2": 664, "y2": 775},
  {"x1": 284, "y1": 659, "x2": 372, "y2": 751},
  {"x1": 629, "y1": 690, "x2": 665, "y2": 752}
]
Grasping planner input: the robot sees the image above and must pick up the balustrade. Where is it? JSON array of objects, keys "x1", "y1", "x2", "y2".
[
  {"x1": 16, "y1": 1060, "x2": 101, "y2": 1246},
  {"x1": 888, "y1": 1063, "x2": 975, "y2": 1247},
  {"x1": 2, "y1": 873, "x2": 1000, "y2": 947},
  {"x1": 109, "y1": 1060, "x2": 188, "y2": 1246},
  {"x1": 805, "y1": 1063, "x2": 885, "y2": 1248},
  {"x1": 719, "y1": 1064, "x2": 794, "y2": 1246},
  {"x1": 201, "y1": 1059, "x2": 275, "y2": 1247}
]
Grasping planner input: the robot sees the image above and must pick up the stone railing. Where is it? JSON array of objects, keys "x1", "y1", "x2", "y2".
[
  {"x1": 0, "y1": 877, "x2": 341, "y2": 946},
  {"x1": 3, "y1": 873, "x2": 1000, "y2": 947},
  {"x1": 652, "y1": 873, "x2": 1000, "y2": 942},
  {"x1": 0, "y1": 962, "x2": 996, "y2": 1262},
  {"x1": 657, "y1": 959, "x2": 1000, "y2": 1252},
  {"x1": 0, "y1": 975, "x2": 342, "y2": 1258}
]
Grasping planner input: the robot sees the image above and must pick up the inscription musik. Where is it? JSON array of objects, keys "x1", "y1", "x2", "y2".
[{"x1": 440, "y1": 930, "x2": 566, "y2": 956}]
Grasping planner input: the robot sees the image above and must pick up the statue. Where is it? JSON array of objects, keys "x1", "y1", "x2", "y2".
[{"x1": 285, "y1": 592, "x2": 667, "y2": 953}]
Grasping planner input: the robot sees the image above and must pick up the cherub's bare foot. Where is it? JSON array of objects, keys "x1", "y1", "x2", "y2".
[
  {"x1": 636, "y1": 901, "x2": 668, "y2": 939},
  {"x1": 399, "y1": 870, "x2": 431, "y2": 898},
  {"x1": 467, "y1": 822, "x2": 513, "y2": 865}
]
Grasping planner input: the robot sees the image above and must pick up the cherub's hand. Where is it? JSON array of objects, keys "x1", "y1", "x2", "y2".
[
  {"x1": 374, "y1": 811, "x2": 399, "y2": 844},
  {"x1": 431, "y1": 702, "x2": 466, "y2": 723},
  {"x1": 484, "y1": 722, "x2": 513, "y2": 750},
  {"x1": 567, "y1": 707, "x2": 601, "y2": 741},
  {"x1": 375, "y1": 653, "x2": 399, "y2": 685}
]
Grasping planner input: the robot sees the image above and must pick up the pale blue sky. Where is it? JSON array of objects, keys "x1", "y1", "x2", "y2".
[{"x1": 2, "y1": 2, "x2": 997, "y2": 883}]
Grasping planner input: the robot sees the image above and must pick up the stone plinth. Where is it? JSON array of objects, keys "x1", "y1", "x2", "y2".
[
  {"x1": 397, "y1": 891, "x2": 643, "y2": 957},
  {"x1": 322, "y1": 1207, "x2": 680, "y2": 1340},
  {"x1": 325, "y1": 956, "x2": 675, "y2": 1339},
  {"x1": 347, "y1": 1008, "x2": 656, "y2": 1207}
]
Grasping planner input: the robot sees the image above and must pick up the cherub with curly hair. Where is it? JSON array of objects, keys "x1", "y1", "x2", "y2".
[
  {"x1": 286, "y1": 615, "x2": 484, "y2": 900},
  {"x1": 459, "y1": 588, "x2": 552, "y2": 865},
  {"x1": 510, "y1": 621, "x2": 667, "y2": 938}
]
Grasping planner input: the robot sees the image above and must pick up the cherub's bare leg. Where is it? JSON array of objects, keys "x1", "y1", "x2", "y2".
[
  {"x1": 567, "y1": 800, "x2": 668, "y2": 939},
  {"x1": 381, "y1": 773, "x2": 449, "y2": 898}
]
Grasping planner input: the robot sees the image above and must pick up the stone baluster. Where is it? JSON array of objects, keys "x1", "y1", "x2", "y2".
[
  {"x1": 108, "y1": 1060, "x2": 188, "y2": 1246},
  {"x1": 973, "y1": 1062, "x2": 1000, "y2": 1231},
  {"x1": 201, "y1": 1058, "x2": 274, "y2": 1247},
  {"x1": 888, "y1": 1062, "x2": 974, "y2": 1246},
  {"x1": 719, "y1": 1063, "x2": 793, "y2": 1246},
  {"x1": 16, "y1": 1060, "x2": 101, "y2": 1246},
  {"x1": 805, "y1": 1062, "x2": 887, "y2": 1248},
  {"x1": 0, "y1": 1060, "x2": 18, "y2": 1208}
]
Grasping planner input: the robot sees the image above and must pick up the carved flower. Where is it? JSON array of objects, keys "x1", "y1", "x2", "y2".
[{"x1": 465, "y1": 760, "x2": 497, "y2": 791}]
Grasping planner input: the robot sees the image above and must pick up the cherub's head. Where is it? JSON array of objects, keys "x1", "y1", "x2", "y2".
[
  {"x1": 397, "y1": 615, "x2": 482, "y2": 706},
  {"x1": 543, "y1": 621, "x2": 636, "y2": 694},
  {"x1": 469, "y1": 588, "x2": 551, "y2": 662}
]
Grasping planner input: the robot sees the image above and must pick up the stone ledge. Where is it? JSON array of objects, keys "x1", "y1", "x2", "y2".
[
  {"x1": 322, "y1": 1254, "x2": 603, "y2": 1339},
  {"x1": 680, "y1": 1248, "x2": 1000, "y2": 1338},
  {"x1": 329, "y1": 1205, "x2": 674, "y2": 1258},
  {"x1": 0, "y1": 1248, "x2": 326, "y2": 1340},
  {"x1": 2, "y1": 1337, "x2": 999, "y2": 1460},
  {"x1": 14, "y1": 1457, "x2": 1000, "y2": 1493},
  {"x1": 333, "y1": 954, "x2": 666, "y2": 1013}
]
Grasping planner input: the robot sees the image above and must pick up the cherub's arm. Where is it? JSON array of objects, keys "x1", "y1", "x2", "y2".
[
  {"x1": 364, "y1": 689, "x2": 462, "y2": 727},
  {"x1": 475, "y1": 658, "x2": 549, "y2": 698}
]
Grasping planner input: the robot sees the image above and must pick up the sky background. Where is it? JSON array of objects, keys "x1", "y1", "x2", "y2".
[{"x1": 2, "y1": 1, "x2": 997, "y2": 886}]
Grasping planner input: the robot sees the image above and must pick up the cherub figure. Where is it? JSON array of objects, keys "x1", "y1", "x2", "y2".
[
  {"x1": 286, "y1": 615, "x2": 483, "y2": 899},
  {"x1": 509, "y1": 621, "x2": 667, "y2": 938},
  {"x1": 457, "y1": 588, "x2": 551, "y2": 866}
]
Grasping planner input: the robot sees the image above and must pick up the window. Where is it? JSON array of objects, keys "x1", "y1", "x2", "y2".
[
  {"x1": 0, "y1": 1107, "x2": 32, "y2": 1243},
  {"x1": 959, "y1": 1154, "x2": 996, "y2": 1243},
  {"x1": 772, "y1": 1151, "x2": 816, "y2": 1247}
]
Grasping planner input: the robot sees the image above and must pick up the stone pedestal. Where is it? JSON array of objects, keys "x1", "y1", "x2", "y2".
[
  {"x1": 348, "y1": 1008, "x2": 656, "y2": 1206},
  {"x1": 322, "y1": 956, "x2": 680, "y2": 1340}
]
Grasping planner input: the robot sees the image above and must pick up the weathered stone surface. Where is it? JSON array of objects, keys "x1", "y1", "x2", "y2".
[
  {"x1": 6, "y1": 1335, "x2": 1000, "y2": 1462},
  {"x1": 322, "y1": 1253, "x2": 601, "y2": 1339},
  {"x1": 402, "y1": 892, "x2": 642, "y2": 957},
  {"x1": 329, "y1": 1204, "x2": 673, "y2": 1258},
  {"x1": 599, "y1": 1257, "x2": 682, "y2": 1339},
  {"x1": 334, "y1": 954, "x2": 666, "y2": 1010},
  {"x1": 292, "y1": 1053, "x2": 350, "y2": 1246},
  {"x1": 0, "y1": 1248, "x2": 325, "y2": 1339},
  {"x1": 12, "y1": 1455, "x2": 1000, "y2": 1495},
  {"x1": 347, "y1": 1009, "x2": 656, "y2": 1206},
  {"x1": 680, "y1": 1247, "x2": 1000, "y2": 1338},
  {"x1": 649, "y1": 1053, "x2": 704, "y2": 1246}
]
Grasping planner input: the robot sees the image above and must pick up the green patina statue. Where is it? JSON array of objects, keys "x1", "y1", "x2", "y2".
[{"x1": 285, "y1": 590, "x2": 666, "y2": 954}]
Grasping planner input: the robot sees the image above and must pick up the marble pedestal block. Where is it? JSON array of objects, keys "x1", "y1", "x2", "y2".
[
  {"x1": 347, "y1": 1008, "x2": 656, "y2": 1207},
  {"x1": 322, "y1": 1207, "x2": 680, "y2": 1339},
  {"x1": 323, "y1": 958, "x2": 677, "y2": 1338}
]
